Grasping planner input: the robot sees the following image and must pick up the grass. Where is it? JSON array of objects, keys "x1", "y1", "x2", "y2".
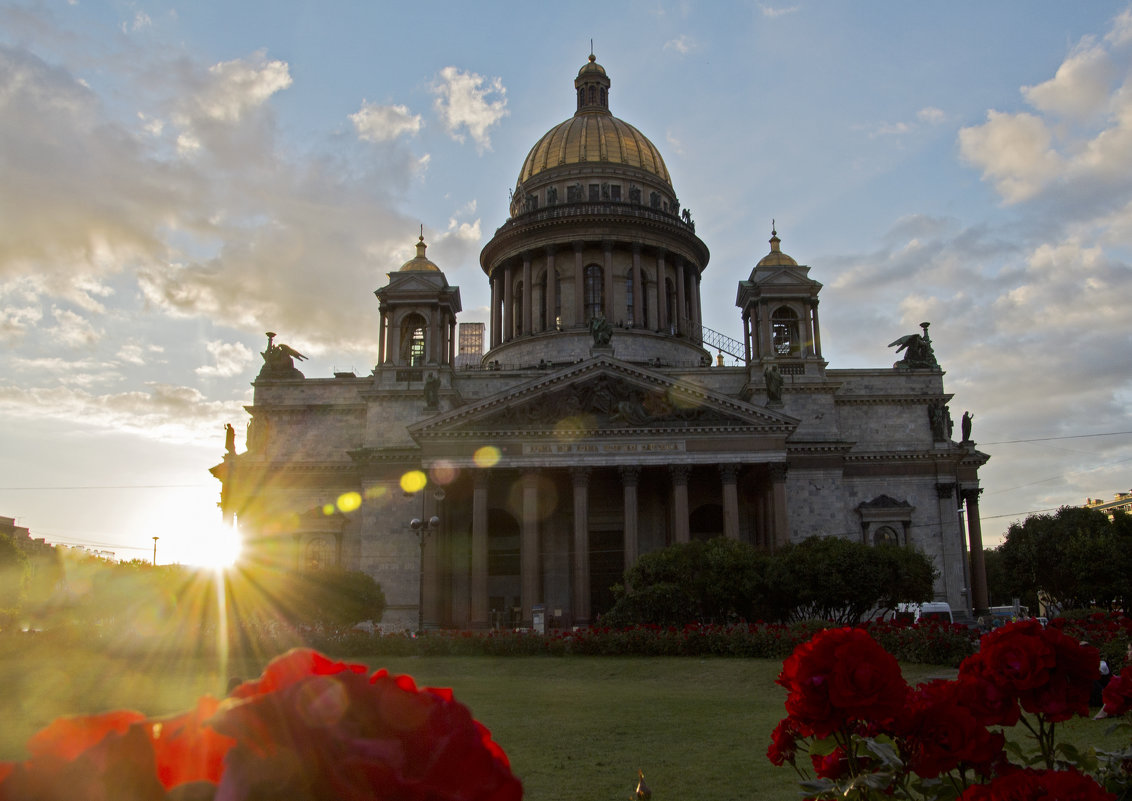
[{"x1": 0, "y1": 639, "x2": 1124, "y2": 801}]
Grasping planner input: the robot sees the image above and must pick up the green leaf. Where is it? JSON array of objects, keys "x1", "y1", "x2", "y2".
[{"x1": 809, "y1": 735, "x2": 839, "y2": 757}]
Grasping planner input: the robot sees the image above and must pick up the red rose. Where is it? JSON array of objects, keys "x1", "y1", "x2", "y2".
[
  {"x1": 810, "y1": 746, "x2": 850, "y2": 780},
  {"x1": 957, "y1": 767, "x2": 1114, "y2": 800},
  {"x1": 777, "y1": 628, "x2": 907, "y2": 738},
  {"x1": 976, "y1": 621, "x2": 1056, "y2": 692},
  {"x1": 956, "y1": 653, "x2": 1021, "y2": 727},
  {"x1": 1101, "y1": 665, "x2": 1132, "y2": 716},
  {"x1": 209, "y1": 649, "x2": 521, "y2": 801},
  {"x1": 1017, "y1": 629, "x2": 1097, "y2": 721},
  {"x1": 766, "y1": 718, "x2": 799, "y2": 767},
  {"x1": 899, "y1": 680, "x2": 1004, "y2": 779}
]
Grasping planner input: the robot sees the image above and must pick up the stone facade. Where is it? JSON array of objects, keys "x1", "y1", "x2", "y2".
[{"x1": 212, "y1": 56, "x2": 989, "y2": 630}]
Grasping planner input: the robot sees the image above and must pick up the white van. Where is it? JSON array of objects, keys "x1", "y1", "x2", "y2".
[{"x1": 893, "y1": 602, "x2": 954, "y2": 624}]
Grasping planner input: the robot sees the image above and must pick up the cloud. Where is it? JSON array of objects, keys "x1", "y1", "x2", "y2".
[
  {"x1": 0, "y1": 382, "x2": 248, "y2": 443},
  {"x1": 47, "y1": 307, "x2": 102, "y2": 348},
  {"x1": 664, "y1": 36, "x2": 695, "y2": 55},
  {"x1": 917, "y1": 107, "x2": 945, "y2": 125},
  {"x1": 350, "y1": 101, "x2": 422, "y2": 143},
  {"x1": 958, "y1": 110, "x2": 1063, "y2": 203},
  {"x1": 759, "y1": 3, "x2": 800, "y2": 18},
  {"x1": 1022, "y1": 39, "x2": 1115, "y2": 119},
  {"x1": 431, "y1": 66, "x2": 508, "y2": 152},
  {"x1": 180, "y1": 52, "x2": 292, "y2": 125},
  {"x1": 195, "y1": 339, "x2": 254, "y2": 377}
]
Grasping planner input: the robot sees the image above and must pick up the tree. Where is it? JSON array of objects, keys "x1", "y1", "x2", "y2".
[
  {"x1": 0, "y1": 533, "x2": 30, "y2": 628},
  {"x1": 766, "y1": 537, "x2": 935, "y2": 625},
  {"x1": 602, "y1": 538, "x2": 770, "y2": 627},
  {"x1": 997, "y1": 506, "x2": 1132, "y2": 613},
  {"x1": 283, "y1": 568, "x2": 387, "y2": 629}
]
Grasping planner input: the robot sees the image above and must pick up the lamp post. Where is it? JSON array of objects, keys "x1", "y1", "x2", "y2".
[
  {"x1": 410, "y1": 515, "x2": 440, "y2": 633},
  {"x1": 152, "y1": 536, "x2": 159, "y2": 565}
]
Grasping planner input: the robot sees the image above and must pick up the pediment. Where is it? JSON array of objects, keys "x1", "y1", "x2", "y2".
[
  {"x1": 752, "y1": 266, "x2": 821, "y2": 291},
  {"x1": 377, "y1": 272, "x2": 450, "y2": 295},
  {"x1": 409, "y1": 356, "x2": 797, "y2": 440}
]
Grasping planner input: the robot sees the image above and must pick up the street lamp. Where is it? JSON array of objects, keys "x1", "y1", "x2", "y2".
[
  {"x1": 152, "y1": 536, "x2": 159, "y2": 565},
  {"x1": 410, "y1": 514, "x2": 440, "y2": 633}
]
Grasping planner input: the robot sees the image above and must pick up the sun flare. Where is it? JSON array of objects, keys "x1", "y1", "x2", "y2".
[{"x1": 173, "y1": 520, "x2": 243, "y2": 570}]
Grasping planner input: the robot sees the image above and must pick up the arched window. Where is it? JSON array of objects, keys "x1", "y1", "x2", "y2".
[
  {"x1": 305, "y1": 538, "x2": 329, "y2": 570},
  {"x1": 874, "y1": 526, "x2": 900, "y2": 546},
  {"x1": 513, "y1": 281, "x2": 524, "y2": 337},
  {"x1": 584, "y1": 264, "x2": 603, "y2": 321},
  {"x1": 772, "y1": 306, "x2": 800, "y2": 356},
  {"x1": 400, "y1": 313, "x2": 427, "y2": 366},
  {"x1": 588, "y1": 86, "x2": 596, "y2": 105}
]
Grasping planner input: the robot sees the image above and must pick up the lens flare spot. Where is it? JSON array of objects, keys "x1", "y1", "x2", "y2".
[
  {"x1": 337, "y1": 491, "x2": 362, "y2": 513},
  {"x1": 473, "y1": 446, "x2": 501, "y2": 467},
  {"x1": 364, "y1": 486, "x2": 387, "y2": 500},
  {"x1": 322, "y1": 503, "x2": 335, "y2": 516},
  {"x1": 400, "y1": 470, "x2": 428, "y2": 493},
  {"x1": 430, "y1": 462, "x2": 459, "y2": 485}
]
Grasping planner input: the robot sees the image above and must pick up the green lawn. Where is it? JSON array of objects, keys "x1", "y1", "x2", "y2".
[{"x1": 0, "y1": 641, "x2": 1122, "y2": 801}]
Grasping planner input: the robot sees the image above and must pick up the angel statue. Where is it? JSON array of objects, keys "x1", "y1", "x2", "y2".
[
  {"x1": 258, "y1": 331, "x2": 308, "y2": 379},
  {"x1": 888, "y1": 322, "x2": 938, "y2": 369}
]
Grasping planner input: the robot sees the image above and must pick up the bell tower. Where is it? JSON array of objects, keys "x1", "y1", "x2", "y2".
[
  {"x1": 375, "y1": 234, "x2": 462, "y2": 369},
  {"x1": 735, "y1": 226, "x2": 825, "y2": 376}
]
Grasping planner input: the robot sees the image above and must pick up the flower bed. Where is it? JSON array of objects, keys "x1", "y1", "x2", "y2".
[{"x1": 769, "y1": 620, "x2": 1132, "y2": 800}]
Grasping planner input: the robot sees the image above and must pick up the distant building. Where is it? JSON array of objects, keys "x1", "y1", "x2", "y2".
[
  {"x1": 1085, "y1": 491, "x2": 1132, "y2": 520},
  {"x1": 457, "y1": 322, "x2": 485, "y2": 369},
  {"x1": 212, "y1": 56, "x2": 991, "y2": 630}
]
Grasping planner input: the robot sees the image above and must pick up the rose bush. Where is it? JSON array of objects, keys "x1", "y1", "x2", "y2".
[
  {"x1": 770, "y1": 621, "x2": 1127, "y2": 801},
  {"x1": 0, "y1": 648, "x2": 521, "y2": 801}
]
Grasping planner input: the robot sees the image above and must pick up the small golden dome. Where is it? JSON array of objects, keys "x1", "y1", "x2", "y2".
[
  {"x1": 399, "y1": 234, "x2": 441, "y2": 272},
  {"x1": 515, "y1": 55, "x2": 671, "y2": 188},
  {"x1": 756, "y1": 226, "x2": 798, "y2": 267},
  {"x1": 577, "y1": 53, "x2": 606, "y2": 77}
]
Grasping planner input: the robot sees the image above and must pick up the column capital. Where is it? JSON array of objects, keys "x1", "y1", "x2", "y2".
[
  {"x1": 961, "y1": 487, "x2": 983, "y2": 504},
  {"x1": 768, "y1": 463, "x2": 788, "y2": 482},
  {"x1": 669, "y1": 464, "x2": 690, "y2": 484},
  {"x1": 571, "y1": 466, "x2": 591, "y2": 486},
  {"x1": 572, "y1": 240, "x2": 586, "y2": 254},
  {"x1": 935, "y1": 481, "x2": 955, "y2": 499},
  {"x1": 620, "y1": 465, "x2": 641, "y2": 485},
  {"x1": 718, "y1": 464, "x2": 739, "y2": 483},
  {"x1": 474, "y1": 469, "x2": 491, "y2": 489}
]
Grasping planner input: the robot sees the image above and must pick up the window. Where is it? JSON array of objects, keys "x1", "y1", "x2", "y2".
[
  {"x1": 401, "y1": 313, "x2": 427, "y2": 366},
  {"x1": 537, "y1": 272, "x2": 547, "y2": 331},
  {"x1": 588, "y1": 184, "x2": 600, "y2": 202},
  {"x1": 584, "y1": 264, "x2": 603, "y2": 321},
  {"x1": 625, "y1": 272, "x2": 634, "y2": 324},
  {"x1": 305, "y1": 538, "x2": 329, "y2": 570},
  {"x1": 665, "y1": 278, "x2": 677, "y2": 332},
  {"x1": 772, "y1": 306, "x2": 800, "y2": 356},
  {"x1": 874, "y1": 526, "x2": 899, "y2": 546},
  {"x1": 610, "y1": 184, "x2": 621, "y2": 201}
]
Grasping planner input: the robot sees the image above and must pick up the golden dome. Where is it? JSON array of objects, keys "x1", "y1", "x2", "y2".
[
  {"x1": 515, "y1": 55, "x2": 671, "y2": 188},
  {"x1": 756, "y1": 227, "x2": 798, "y2": 267},
  {"x1": 517, "y1": 115, "x2": 671, "y2": 186},
  {"x1": 399, "y1": 235, "x2": 440, "y2": 272}
]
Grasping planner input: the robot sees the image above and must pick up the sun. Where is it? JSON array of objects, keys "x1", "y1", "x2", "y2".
[{"x1": 173, "y1": 519, "x2": 243, "y2": 570}]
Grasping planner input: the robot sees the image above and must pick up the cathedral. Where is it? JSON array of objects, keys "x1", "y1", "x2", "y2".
[{"x1": 212, "y1": 55, "x2": 990, "y2": 630}]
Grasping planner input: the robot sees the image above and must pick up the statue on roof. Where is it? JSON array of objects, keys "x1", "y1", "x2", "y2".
[
  {"x1": 889, "y1": 322, "x2": 938, "y2": 369},
  {"x1": 258, "y1": 331, "x2": 308, "y2": 380},
  {"x1": 764, "y1": 363, "x2": 784, "y2": 405}
]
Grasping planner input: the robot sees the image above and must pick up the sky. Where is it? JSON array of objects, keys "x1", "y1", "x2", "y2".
[{"x1": 1, "y1": 1, "x2": 1131, "y2": 566}]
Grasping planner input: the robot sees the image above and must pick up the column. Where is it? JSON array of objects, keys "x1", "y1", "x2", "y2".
[
  {"x1": 621, "y1": 466, "x2": 640, "y2": 570},
  {"x1": 670, "y1": 465, "x2": 690, "y2": 543},
  {"x1": 742, "y1": 313, "x2": 752, "y2": 365},
  {"x1": 571, "y1": 467, "x2": 591, "y2": 625},
  {"x1": 521, "y1": 469, "x2": 540, "y2": 624},
  {"x1": 470, "y1": 471, "x2": 489, "y2": 627},
  {"x1": 574, "y1": 242, "x2": 585, "y2": 327},
  {"x1": 675, "y1": 259, "x2": 687, "y2": 335},
  {"x1": 719, "y1": 464, "x2": 740, "y2": 540},
  {"x1": 655, "y1": 249, "x2": 666, "y2": 332},
  {"x1": 602, "y1": 241, "x2": 614, "y2": 322},
  {"x1": 428, "y1": 311, "x2": 439, "y2": 364},
  {"x1": 491, "y1": 273, "x2": 503, "y2": 348},
  {"x1": 522, "y1": 252, "x2": 532, "y2": 336},
  {"x1": 503, "y1": 264, "x2": 514, "y2": 342},
  {"x1": 378, "y1": 310, "x2": 387, "y2": 364},
  {"x1": 769, "y1": 463, "x2": 789, "y2": 549},
  {"x1": 631, "y1": 244, "x2": 643, "y2": 326},
  {"x1": 812, "y1": 300, "x2": 822, "y2": 358},
  {"x1": 760, "y1": 305, "x2": 773, "y2": 360},
  {"x1": 691, "y1": 270, "x2": 702, "y2": 337},
  {"x1": 963, "y1": 488, "x2": 990, "y2": 616},
  {"x1": 545, "y1": 246, "x2": 557, "y2": 331}
]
